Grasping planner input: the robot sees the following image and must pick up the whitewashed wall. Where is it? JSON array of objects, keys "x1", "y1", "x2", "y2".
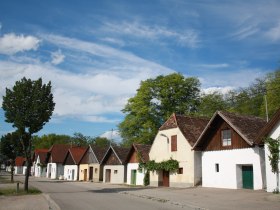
[
  {"x1": 103, "y1": 165, "x2": 125, "y2": 184},
  {"x1": 149, "y1": 128, "x2": 199, "y2": 187},
  {"x1": 127, "y1": 163, "x2": 145, "y2": 185},
  {"x1": 265, "y1": 120, "x2": 280, "y2": 192},
  {"x1": 64, "y1": 165, "x2": 78, "y2": 181},
  {"x1": 202, "y1": 147, "x2": 265, "y2": 190},
  {"x1": 14, "y1": 166, "x2": 23, "y2": 174},
  {"x1": 47, "y1": 163, "x2": 64, "y2": 179}
]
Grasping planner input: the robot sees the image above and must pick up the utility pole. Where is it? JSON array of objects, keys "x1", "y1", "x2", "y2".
[{"x1": 264, "y1": 94, "x2": 269, "y2": 122}]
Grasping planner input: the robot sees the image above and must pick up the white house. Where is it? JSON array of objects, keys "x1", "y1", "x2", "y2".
[
  {"x1": 149, "y1": 113, "x2": 209, "y2": 187},
  {"x1": 33, "y1": 149, "x2": 48, "y2": 177},
  {"x1": 101, "y1": 145, "x2": 130, "y2": 184},
  {"x1": 46, "y1": 144, "x2": 71, "y2": 179},
  {"x1": 257, "y1": 108, "x2": 280, "y2": 192},
  {"x1": 193, "y1": 111, "x2": 267, "y2": 190},
  {"x1": 14, "y1": 156, "x2": 25, "y2": 175},
  {"x1": 63, "y1": 147, "x2": 87, "y2": 181},
  {"x1": 126, "y1": 144, "x2": 151, "y2": 186}
]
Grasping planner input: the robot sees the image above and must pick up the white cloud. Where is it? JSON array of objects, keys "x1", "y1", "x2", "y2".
[
  {"x1": 231, "y1": 25, "x2": 260, "y2": 40},
  {"x1": 0, "y1": 34, "x2": 175, "y2": 123},
  {"x1": 101, "y1": 21, "x2": 199, "y2": 48},
  {"x1": 51, "y1": 49, "x2": 65, "y2": 65},
  {"x1": 265, "y1": 22, "x2": 280, "y2": 41},
  {"x1": 100, "y1": 37, "x2": 125, "y2": 46},
  {"x1": 100, "y1": 129, "x2": 121, "y2": 142},
  {"x1": 202, "y1": 86, "x2": 234, "y2": 95},
  {"x1": 0, "y1": 33, "x2": 40, "y2": 55},
  {"x1": 195, "y1": 63, "x2": 229, "y2": 69}
]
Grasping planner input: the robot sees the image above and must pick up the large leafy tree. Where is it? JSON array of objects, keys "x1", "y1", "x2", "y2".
[
  {"x1": 197, "y1": 91, "x2": 228, "y2": 117},
  {"x1": 0, "y1": 132, "x2": 23, "y2": 182},
  {"x1": 32, "y1": 133, "x2": 72, "y2": 149},
  {"x1": 264, "y1": 70, "x2": 280, "y2": 118},
  {"x1": 2, "y1": 77, "x2": 55, "y2": 191},
  {"x1": 119, "y1": 73, "x2": 200, "y2": 146}
]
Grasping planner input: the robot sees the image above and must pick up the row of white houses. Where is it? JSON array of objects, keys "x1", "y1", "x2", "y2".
[{"x1": 13, "y1": 109, "x2": 280, "y2": 192}]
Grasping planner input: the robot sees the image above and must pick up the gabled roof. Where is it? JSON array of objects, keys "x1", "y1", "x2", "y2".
[
  {"x1": 193, "y1": 111, "x2": 267, "y2": 149},
  {"x1": 256, "y1": 108, "x2": 280, "y2": 144},
  {"x1": 101, "y1": 145, "x2": 130, "y2": 165},
  {"x1": 47, "y1": 144, "x2": 72, "y2": 163},
  {"x1": 126, "y1": 144, "x2": 151, "y2": 163},
  {"x1": 64, "y1": 146, "x2": 87, "y2": 165},
  {"x1": 90, "y1": 145, "x2": 109, "y2": 163},
  {"x1": 159, "y1": 113, "x2": 209, "y2": 146},
  {"x1": 32, "y1": 149, "x2": 48, "y2": 162},
  {"x1": 15, "y1": 156, "x2": 25, "y2": 166}
]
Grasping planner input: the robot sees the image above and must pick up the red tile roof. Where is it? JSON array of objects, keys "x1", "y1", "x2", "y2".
[
  {"x1": 90, "y1": 145, "x2": 109, "y2": 163},
  {"x1": 159, "y1": 113, "x2": 209, "y2": 146},
  {"x1": 47, "y1": 144, "x2": 72, "y2": 163},
  {"x1": 33, "y1": 149, "x2": 48, "y2": 162},
  {"x1": 15, "y1": 156, "x2": 25, "y2": 166},
  {"x1": 101, "y1": 145, "x2": 130, "y2": 165},
  {"x1": 132, "y1": 144, "x2": 151, "y2": 163},
  {"x1": 68, "y1": 147, "x2": 87, "y2": 164}
]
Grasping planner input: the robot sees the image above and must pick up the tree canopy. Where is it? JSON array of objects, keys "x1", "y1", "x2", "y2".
[
  {"x1": 2, "y1": 77, "x2": 55, "y2": 191},
  {"x1": 119, "y1": 73, "x2": 201, "y2": 146}
]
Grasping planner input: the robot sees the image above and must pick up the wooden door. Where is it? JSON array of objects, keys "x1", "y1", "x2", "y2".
[
  {"x1": 242, "y1": 166, "x2": 253, "y2": 189},
  {"x1": 71, "y1": 169, "x2": 75, "y2": 180},
  {"x1": 89, "y1": 167, "x2": 93, "y2": 180},
  {"x1": 105, "y1": 169, "x2": 111, "y2": 182},
  {"x1": 131, "y1": 170, "x2": 137, "y2": 185},
  {"x1": 162, "y1": 170, "x2": 169, "y2": 187},
  {"x1": 84, "y1": 169, "x2": 87, "y2": 181}
]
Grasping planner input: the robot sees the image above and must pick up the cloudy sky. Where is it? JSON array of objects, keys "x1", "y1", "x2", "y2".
[{"x1": 0, "y1": 0, "x2": 279, "y2": 140}]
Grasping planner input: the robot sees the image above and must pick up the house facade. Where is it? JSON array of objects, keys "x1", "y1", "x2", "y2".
[
  {"x1": 193, "y1": 111, "x2": 267, "y2": 190},
  {"x1": 46, "y1": 144, "x2": 71, "y2": 179},
  {"x1": 63, "y1": 147, "x2": 87, "y2": 181},
  {"x1": 257, "y1": 108, "x2": 280, "y2": 192},
  {"x1": 14, "y1": 156, "x2": 25, "y2": 174},
  {"x1": 33, "y1": 149, "x2": 48, "y2": 177},
  {"x1": 149, "y1": 114, "x2": 209, "y2": 187},
  {"x1": 79, "y1": 145, "x2": 108, "y2": 182},
  {"x1": 101, "y1": 146, "x2": 130, "y2": 184},
  {"x1": 126, "y1": 144, "x2": 151, "y2": 186}
]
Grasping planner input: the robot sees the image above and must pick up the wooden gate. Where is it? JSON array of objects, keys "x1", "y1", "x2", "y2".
[
  {"x1": 242, "y1": 165, "x2": 253, "y2": 189},
  {"x1": 105, "y1": 169, "x2": 111, "y2": 182},
  {"x1": 84, "y1": 169, "x2": 87, "y2": 181},
  {"x1": 89, "y1": 167, "x2": 93, "y2": 181},
  {"x1": 131, "y1": 170, "x2": 137, "y2": 185},
  {"x1": 162, "y1": 170, "x2": 169, "y2": 187}
]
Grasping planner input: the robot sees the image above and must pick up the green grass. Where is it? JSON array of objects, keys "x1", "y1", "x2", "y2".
[{"x1": 0, "y1": 187, "x2": 41, "y2": 196}]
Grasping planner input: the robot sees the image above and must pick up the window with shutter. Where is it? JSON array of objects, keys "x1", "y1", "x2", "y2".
[{"x1": 171, "y1": 135, "x2": 177, "y2": 151}]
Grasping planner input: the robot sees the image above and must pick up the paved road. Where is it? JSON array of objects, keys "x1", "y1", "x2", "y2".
[
  {"x1": 14, "y1": 175, "x2": 280, "y2": 210},
  {"x1": 18, "y1": 176, "x2": 191, "y2": 210}
]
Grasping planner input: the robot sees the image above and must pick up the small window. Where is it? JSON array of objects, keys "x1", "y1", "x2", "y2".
[
  {"x1": 215, "y1": 164, "x2": 219, "y2": 172},
  {"x1": 222, "y1": 129, "x2": 231, "y2": 146},
  {"x1": 114, "y1": 170, "x2": 118, "y2": 174},
  {"x1": 95, "y1": 168, "x2": 98, "y2": 174},
  {"x1": 171, "y1": 135, "x2": 177, "y2": 151},
  {"x1": 177, "y1": 168, "x2": 183, "y2": 174}
]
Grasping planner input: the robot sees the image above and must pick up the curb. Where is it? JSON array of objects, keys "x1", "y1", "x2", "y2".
[{"x1": 42, "y1": 194, "x2": 61, "y2": 210}]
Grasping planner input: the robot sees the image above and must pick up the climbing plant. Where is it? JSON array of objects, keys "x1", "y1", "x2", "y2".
[
  {"x1": 265, "y1": 136, "x2": 280, "y2": 193},
  {"x1": 139, "y1": 158, "x2": 179, "y2": 173}
]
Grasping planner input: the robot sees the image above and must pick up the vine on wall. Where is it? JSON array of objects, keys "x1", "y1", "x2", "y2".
[{"x1": 138, "y1": 158, "x2": 179, "y2": 173}]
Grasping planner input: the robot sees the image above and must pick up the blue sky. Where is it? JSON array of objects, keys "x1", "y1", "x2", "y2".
[{"x1": 0, "y1": 0, "x2": 280, "y2": 141}]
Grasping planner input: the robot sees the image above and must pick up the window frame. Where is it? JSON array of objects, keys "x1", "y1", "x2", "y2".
[
  {"x1": 215, "y1": 163, "x2": 219, "y2": 172},
  {"x1": 171, "y1": 135, "x2": 177, "y2": 152},
  {"x1": 221, "y1": 129, "x2": 232, "y2": 146}
]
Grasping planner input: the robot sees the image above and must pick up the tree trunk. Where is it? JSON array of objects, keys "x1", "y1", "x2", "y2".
[
  {"x1": 276, "y1": 171, "x2": 279, "y2": 193},
  {"x1": 10, "y1": 161, "x2": 14, "y2": 183},
  {"x1": 24, "y1": 158, "x2": 31, "y2": 192}
]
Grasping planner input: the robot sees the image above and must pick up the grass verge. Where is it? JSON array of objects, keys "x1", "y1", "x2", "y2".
[{"x1": 0, "y1": 187, "x2": 41, "y2": 196}]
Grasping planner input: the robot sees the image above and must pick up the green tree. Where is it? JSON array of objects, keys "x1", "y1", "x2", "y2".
[
  {"x1": 265, "y1": 136, "x2": 280, "y2": 193},
  {"x1": 91, "y1": 137, "x2": 112, "y2": 148},
  {"x1": 197, "y1": 91, "x2": 228, "y2": 117},
  {"x1": 264, "y1": 70, "x2": 280, "y2": 118},
  {"x1": 0, "y1": 132, "x2": 23, "y2": 182},
  {"x1": 119, "y1": 73, "x2": 200, "y2": 146},
  {"x1": 227, "y1": 78, "x2": 266, "y2": 117},
  {"x1": 32, "y1": 133, "x2": 71, "y2": 149},
  {"x1": 2, "y1": 77, "x2": 55, "y2": 191},
  {"x1": 71, "y1": 132, "x2": 93, "y2": 146}
]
